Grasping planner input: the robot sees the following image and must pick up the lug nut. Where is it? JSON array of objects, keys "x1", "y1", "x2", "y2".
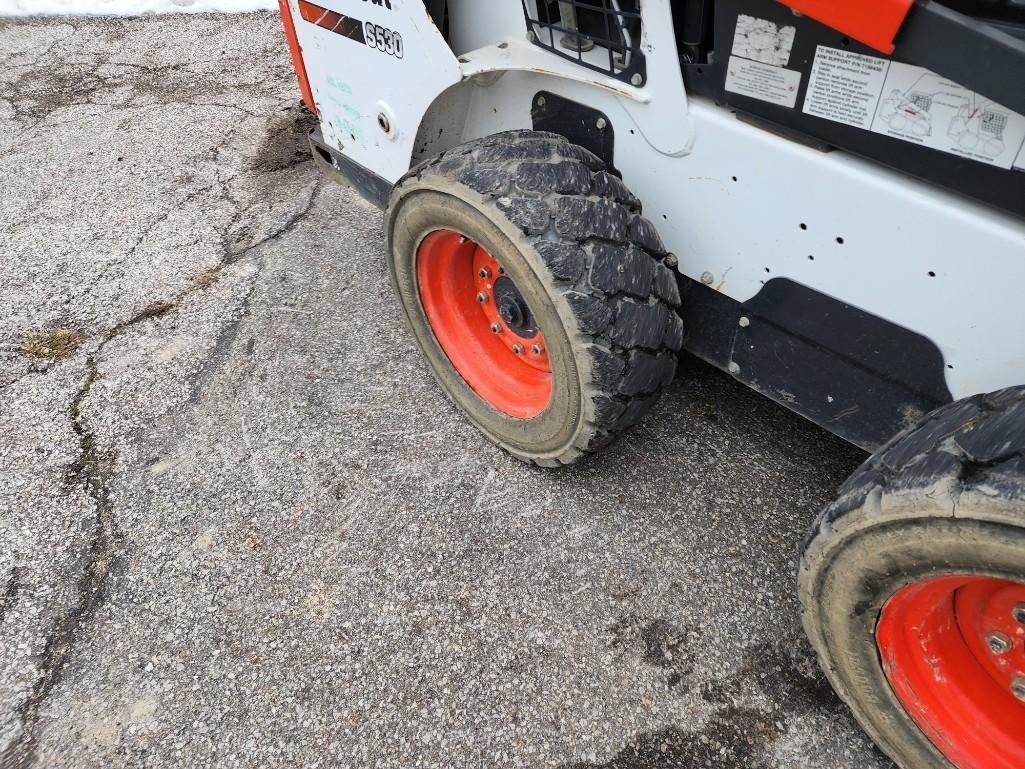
[
  {"x1": 531, "y1": 344, "x2": 543, "y2": 356},
  {"x1": 490, "y1": 323, "x2": 501, "y2": 333},
  {"x1": 987, "y1": 631, "x2": 1012, "y2": 654},
  {"x1": 512, "y1": 343, "x2": 523, "y2": 354},
  {"x1": 1013, "y1": 603, "x2": 1025, "y2": 624},
  {"x1": 476, "y1": 292, "x2": 488, "y2": 304},
  {"x1": 1013, "y1": 675, "x2": 1025, "y2": 701},
  {"x1": 478, "y1": 267, "x2": 491, "y2": 279}
]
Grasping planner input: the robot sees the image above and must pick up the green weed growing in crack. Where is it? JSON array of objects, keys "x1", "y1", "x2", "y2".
[{"x1": 21, "y1": 328, "x2": 82, "y2": 360}]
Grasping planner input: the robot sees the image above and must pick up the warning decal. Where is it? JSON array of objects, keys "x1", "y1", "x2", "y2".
[
  {"x1": 725, "y1": 15, "x2": 802, "y2": 108},
  {"x1": 803, "y1": 47, "x2": 887, "y2": 129},
  {"x1": 732, "y1": 14, "x2": 796, "y2": 67},
  {"x1": 803, "y1": 45, "x2": 1025, "y2": 170},
  {"x1": 725, "y1": 56, "x2": 802, "y2": 108}
]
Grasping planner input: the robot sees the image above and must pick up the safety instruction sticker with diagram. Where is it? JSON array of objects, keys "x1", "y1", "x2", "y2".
[
  {"x1": 725, "y1": 15, "x2": 802, "y2": 108},
  {"x1": 802, "y1": 46, "x2": 1025, "y2": 170}
]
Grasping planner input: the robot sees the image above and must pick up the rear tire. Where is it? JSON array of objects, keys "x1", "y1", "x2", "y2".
[
  {"x1": 385, "y1": 130, "x2": 683, "y2": 466},
  {"x1": 799, "y1": 386, "x2": 1025, "y2": 769}
]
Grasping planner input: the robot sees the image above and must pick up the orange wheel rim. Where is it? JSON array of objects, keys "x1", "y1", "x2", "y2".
[
  {"x1": 416, "y1": 230, "x2": 552, "y2": 418},
  {"x1": 877, "y1": 575, "x2": 1025, "y2": 769}
]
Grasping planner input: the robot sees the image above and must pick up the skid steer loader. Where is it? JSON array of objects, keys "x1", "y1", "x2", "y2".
[{"x1": 276, "y1": 1, "x2": 1025, "y2": 766}]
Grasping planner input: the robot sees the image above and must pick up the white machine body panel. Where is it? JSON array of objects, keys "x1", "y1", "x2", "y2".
[{"x1": 290, "y1": 0, "x2": 1025, "y2": 404}]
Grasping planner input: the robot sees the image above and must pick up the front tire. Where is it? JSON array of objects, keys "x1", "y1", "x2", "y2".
[
  {"x1": 799, "y1": 387, "x2": 1025, "y2": 769},
  {"x1": 385, "y1": 131, "x2": 683, "y2": 466}
]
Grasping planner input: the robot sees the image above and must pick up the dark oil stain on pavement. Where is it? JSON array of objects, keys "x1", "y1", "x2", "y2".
[
  {"x1": 563, "y1": 628, "x2": 872, "y2": 768},
  {"x1": 608, "y1": 615, "x2": 695, "y2": 692}
]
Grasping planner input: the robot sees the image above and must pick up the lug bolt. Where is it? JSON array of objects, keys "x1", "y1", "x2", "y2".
[
  {"x1": 512, "y1": 343, "x2": 523, "y2": 354},
  {"x1": 987, "y1": 631, "x2": 1012, "y2": 654},
  {"x1": 1013, "y1": 676, "x2": 1025, "y2": 701},
  {"x1": 531, "y1": 344, "x2": 543, "y2": 356},
  {"x1": 478, "y1": 267, "x2": 491, "y2": 279},
  {"x1": 476, "y1": 292, "x2": 488, "y2": 304},
  {"x1": 490, "y1": 323, "x2": 501, "y2": 334},
  {"x1": 1013, "y1": 603, "x2": 1025, "y2": 624}
]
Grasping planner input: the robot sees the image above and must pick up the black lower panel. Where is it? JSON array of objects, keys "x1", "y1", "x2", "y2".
[
  {"x1": 309, "y1": 128, "x2": 392, "y2": 209},
  {"x1": 680, "y1": 276, "x2": 953, "y2": 451}
]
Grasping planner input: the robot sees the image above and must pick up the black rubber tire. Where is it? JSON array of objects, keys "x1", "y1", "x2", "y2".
[
  {"x1": 385, "y1": 130, "x2": 683, "y2": 466},
  {"x1": 799, "y1": 386, "x2": 1025, "y2": 769}
]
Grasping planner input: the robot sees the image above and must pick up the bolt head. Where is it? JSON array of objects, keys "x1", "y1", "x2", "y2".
[
  {"x1": 536, "y1": 96, "x2": 546, "y2": 108},
  {"x1": 478, "y1": 267, "x2": 491, "y2": 279},
  {"x1": 490, "y1": 323, "x2": 501, "y2": 334},
  {"x1": 630, "y1": 73, "x2": 643, "y2": 87},
  {"x1": 987, "y1": 631, "x2": 1012, "y2": 655},
  {"x1": 1013, "y1": 603, "x2": 1025, "y2": 624},
  {"x1": 527, "y1": 30, "x2": 536, "y2": 41},
  {"x1": 512, "y1": 343, "x2": 523, "y2": 355},
  {"x1": 1013, "y1": 675, "x2": 1025, "y2": 701},
  {"x1": 664, "y1": 253, "x2": 679, "y2": 269},
  {"x1": 728, "y1": 361, "x2": 740, "y2": 375},
  {"x1": 738, "y1": 316, "x2": 750, "y2": 328},
  {"x1": 531, "y1": 344, "x2": 543, "y2": 356},
  {"x1": 700, "y1": 271, "x2": 714, "y2": 285},
  {"x1": 476, "y1": 292, "x2": 488, "y2": 304},
  {"x1": 596, "y1": 117, "x2": 607, "y2": 130}
]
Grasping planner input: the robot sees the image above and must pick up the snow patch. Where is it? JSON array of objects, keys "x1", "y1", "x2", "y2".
[{"x1": 0, "y1": 0, "x2": 275, "y2": 15}]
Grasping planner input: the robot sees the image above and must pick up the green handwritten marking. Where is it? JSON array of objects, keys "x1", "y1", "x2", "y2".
[
  {"x1": 326, "y1": 75, "x2": 353, "y2": 94},
  {"x1": 331, "y1": 113, "x2": 363, "y2": 142},
  {"x1": 327, "y1": 96, "x2": 362, "y2": 120}
]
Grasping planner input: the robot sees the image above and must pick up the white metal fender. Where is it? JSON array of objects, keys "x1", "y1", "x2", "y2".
[{"x1": 291, "y1": 0, "x2": 462, "y2": 182}]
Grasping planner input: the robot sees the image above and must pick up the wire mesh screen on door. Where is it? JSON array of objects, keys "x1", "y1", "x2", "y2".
[{"x1": 521, "y1": 0, "x2": 646, "y2": 85}]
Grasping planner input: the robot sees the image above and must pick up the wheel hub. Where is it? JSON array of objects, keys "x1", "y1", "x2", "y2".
[
  {"x1": 493, "y1": 277, "x2": 538, "y2": 339},
  {"x1": 877, "y1": 575, "x2": 1025, "y2": 769}
]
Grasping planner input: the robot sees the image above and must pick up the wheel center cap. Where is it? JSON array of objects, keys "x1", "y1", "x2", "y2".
[
  {"x1": 499, "y1": 298, "x2": 524, "y2": 326},
  {"x1": 493, "y1": 276, "x2": 538, "y2": 339}
]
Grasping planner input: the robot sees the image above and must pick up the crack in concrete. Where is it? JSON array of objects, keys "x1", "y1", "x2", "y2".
[
  {"x1": 1, "y1": 359, "x2": 116, "y2": 769},
  {"x1": 0, "y1": 567, "x2": 23, "y2": 625},
  {"x1": 0, "y1": 168, "x2": 322, "y2": 768}
]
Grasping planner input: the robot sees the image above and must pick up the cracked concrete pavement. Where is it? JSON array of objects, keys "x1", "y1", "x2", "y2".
[{"x1": 0, "y1": 12, "x2": 893, "y2": 769}]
